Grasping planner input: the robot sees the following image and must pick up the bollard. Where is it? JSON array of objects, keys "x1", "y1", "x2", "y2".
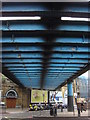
[
  {"x1": 78, "y1": 108, "x2": 80, "y2": 117},
  {"x1": 54, "y1": 107, "x2": 57, "y2": 117},
  {"x1": 50, "y1": 107, "x2": 53, "y2": 116},
  {"x1": 61, "y1": 106, "x2": 63, "y2": 112},
  {"x1": 2, "y1": 105, "x2": 6, "y2": 114},
  {"x1": 81, "y1": 105, "x2": 83, "y2": 112},
  {"x1": 53, "y1": 107, "x2": 56, "y2": 117}
]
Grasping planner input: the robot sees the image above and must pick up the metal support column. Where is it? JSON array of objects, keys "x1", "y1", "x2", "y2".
[
  {"x1": 67, "y1": 82, "x2": 74, "y2": 112},
  {"x1": 48, "y1": 91, "x2": 50, "y2": 104},
  {"x1": 30, "y1": 89, "x2": 31, "y2": 104}
]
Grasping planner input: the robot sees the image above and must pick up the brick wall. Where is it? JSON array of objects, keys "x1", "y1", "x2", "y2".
[{"x1": 2, "y1": 79, "x2": 30, "y2": 108}]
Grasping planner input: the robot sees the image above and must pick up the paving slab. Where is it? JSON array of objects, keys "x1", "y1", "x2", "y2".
[
  {"x1": 1, "y1": 109, "x2": 90, "y2": 119},
  {"x1": 1, "y1": 116, "x2": 90, "y2": 120}
]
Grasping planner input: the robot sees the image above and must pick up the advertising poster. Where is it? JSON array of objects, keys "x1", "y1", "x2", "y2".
[
  {"x1": 50, "y1": 91, "x2": 63, "y2": 103},
  {"x1": 31, "y1": 90, "x2": 48, "y2": 103}
]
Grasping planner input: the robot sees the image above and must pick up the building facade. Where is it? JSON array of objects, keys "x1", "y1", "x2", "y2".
[{"x1": 2, "y1": 75, "x2": 30, "y2": 108}]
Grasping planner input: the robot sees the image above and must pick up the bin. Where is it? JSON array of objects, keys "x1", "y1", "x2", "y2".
[
  {"x1": 61, "y1": 106, "x2": 63, "y2": 112},
  {"x1": 2, "y1": 105, "x2": 6, "y2": 113},
  {"x1": 53, "y1": 107, "x2": 57, "y2": 116},
  {"x1": 50, "y1": 107, "x2": 57, "y2": 116},
  {"x1": 50, "y1": 107, "x2": 53, "y2": 116},
  {"x1": 78, "y1": 108, "x2": 80, "y2": 117},
  {"x1": 0, "y1": 103, "x2": 6, "y2": 114}
]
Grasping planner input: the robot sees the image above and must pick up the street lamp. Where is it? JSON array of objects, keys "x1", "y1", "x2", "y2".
[{"x1": 43, "y1": 91, "x2": 45, "y2": 103}]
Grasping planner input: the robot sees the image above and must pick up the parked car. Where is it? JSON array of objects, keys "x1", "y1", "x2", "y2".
[{"x1": 0, "y1": 102, "x2": 5, "y2": 107}]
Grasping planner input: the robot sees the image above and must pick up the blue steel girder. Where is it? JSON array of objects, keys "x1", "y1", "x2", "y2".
[
  {"x1": 2, "y1": 3, "x2": 49, "y2": 11},
  {"x1": 2, "y1": 61, "x2": 88, "y2": 64},
  {"x1": 7, "y1": 68, "x2": 81, "y2": 71},
  {"x1": 55, "y1": 64, "x2": 89, "y2": 90},
  {"x1": 2, "y1": 30, "x2": 89, "y2": 37},
  {"x1": 1, "y1": 21, "x2": 89, "y2": 31},
  {"x1": 2, "y1": 46, "x2": 43, "y2": 52},
  {"x1": 1, "y1": 53, "x2": 89, "y2": 59},
  {"x1": 2, "y1": 2, "x2": 88, "y2": 12},
  {"x1": 1, "y1": 2, "x2": 89, "y2": 90},
  {"x1": 1, "y1": 37, "x2": 45, "y2": 43},
  {"x1": 1, "y1": 36, "x2": 88, "y2": 43},
  {"x1": 2, "y1": 46, "x2": 89, "y2": 52},
  {"x1": 2, "y1": 3, "x2": 89, "y2": 19},
  {"x1": 1, "y1": 23, "x2": 47, "y2": 31}
]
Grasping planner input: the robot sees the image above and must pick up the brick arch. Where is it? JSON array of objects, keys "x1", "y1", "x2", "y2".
[{"x1": 6, "y1": 89, "x2": 18, "y2": 98}]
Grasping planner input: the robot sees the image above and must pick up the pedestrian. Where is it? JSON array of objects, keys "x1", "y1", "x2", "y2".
[
  {"x1": 81, "y1": 101, "x2": 84, "y2": 112},
  {"x1": 77, "y1": 103, "x2": 81, "y2": 117}
]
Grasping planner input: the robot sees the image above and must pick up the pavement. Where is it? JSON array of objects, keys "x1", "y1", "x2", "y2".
[{"x1": 0, "y1": 108, "x2": 90, "y2": 119}]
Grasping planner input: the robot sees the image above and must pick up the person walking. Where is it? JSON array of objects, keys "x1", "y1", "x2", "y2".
[{"x1": 81, "y1": 101, "x2": 84, "y2": 112}]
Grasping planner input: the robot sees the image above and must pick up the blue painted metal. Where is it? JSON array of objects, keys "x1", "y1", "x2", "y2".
[
  {"x1": 56, "y1": 24, "x2": 88, "y2": 31},
  {"x1": 59, "y1": 3, "x2": 88, "y2": 13},
  {"x1": 49, "y1": 64, "x2": 85, "y2": 67},
  {"x1": 48, "y1": 70, "x2": 77, "y2": 72},
  {"x1": 7, "y1": 67, "x2": 80, "y2": 70},
  {"x1": 51, "y1": 53, "x2": 89, "y2": 59},
  {"x1": 2, "y1": 3, "x2": 48, "y2": 11},
  {"x1": 1, "y1": 2, "x2": 89, "y2": 90},
  {"x1": 12, "y1": 71, "x2": 41, "y2": 73},
  {"x1": 2, "y1": 2, "x2": 88, "y2": 12},
  {"x1": 49, "y1": 59, "x2": 88, "y2": 63},
  {"x1": 2, "y1": 59, "x2": 88, "y2": 63},
  {"x1": 2, "y1": 46, "x2": 88, "y2": 53},
  {"x1": 2, "y1": 46, "x2": 43, "y2": 51},
  {"x1": 1, "y1": 23, "x2": 88, "y2": 31},
  {"x1": 4, "y1": 63, "x2": 42, "y2": 67},
  {"x1": 2, "y1": 59, "x2": 42, "y2": 63},
  {"x1": 55, "y1": 37, "x2": 88, "y2": 43},
  {"x1": 68, "y1": 83, "x2": 73, "y2": 96},
  {"x1": 1, "y1": 24, "x2": 47, "y2": 31},
  {"x1": 8, "y1": 68, "x2": 42, "y2": 70},
  {"x1": 47, "y1": 68, "x2": 80, "y2": 70},
  {"x1": 53, "y1": 46, "x2": 88, "y2": 52},
  {"x1": 2, "y1": 53, "x2": 43, "y2": 58},
  {"x1": 2, "y1": 53, "x2": 89, "y2": 59},
  {"x1": 1, "y1": 37, "x2": 45, "y2": 43}
]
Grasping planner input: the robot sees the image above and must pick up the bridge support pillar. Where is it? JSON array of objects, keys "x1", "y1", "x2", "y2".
[{"x1": 67, "y1": 82, "x2": 74, "y2": 112}]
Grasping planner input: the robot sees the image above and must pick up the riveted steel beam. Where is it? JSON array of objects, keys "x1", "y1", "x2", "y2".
[
  {"x1": 2, "y1": 65, "x2": 25, "y2": 88},
  {"x1": 55, "y1": 64, "x2": 89, "y2": 90}
]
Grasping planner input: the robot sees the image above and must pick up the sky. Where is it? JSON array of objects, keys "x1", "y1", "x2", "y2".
[{"x1": 79, "y1": 70, "x2": 89, "y2": 79}]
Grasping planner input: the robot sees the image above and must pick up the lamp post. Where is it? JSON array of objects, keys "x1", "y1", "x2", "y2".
[
  {"x1": 22, "y1": 88, "x2": 23, "y2": 110},
  {"x1": 43, "y1": 92, "x2": 45, "y2": 103}
]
